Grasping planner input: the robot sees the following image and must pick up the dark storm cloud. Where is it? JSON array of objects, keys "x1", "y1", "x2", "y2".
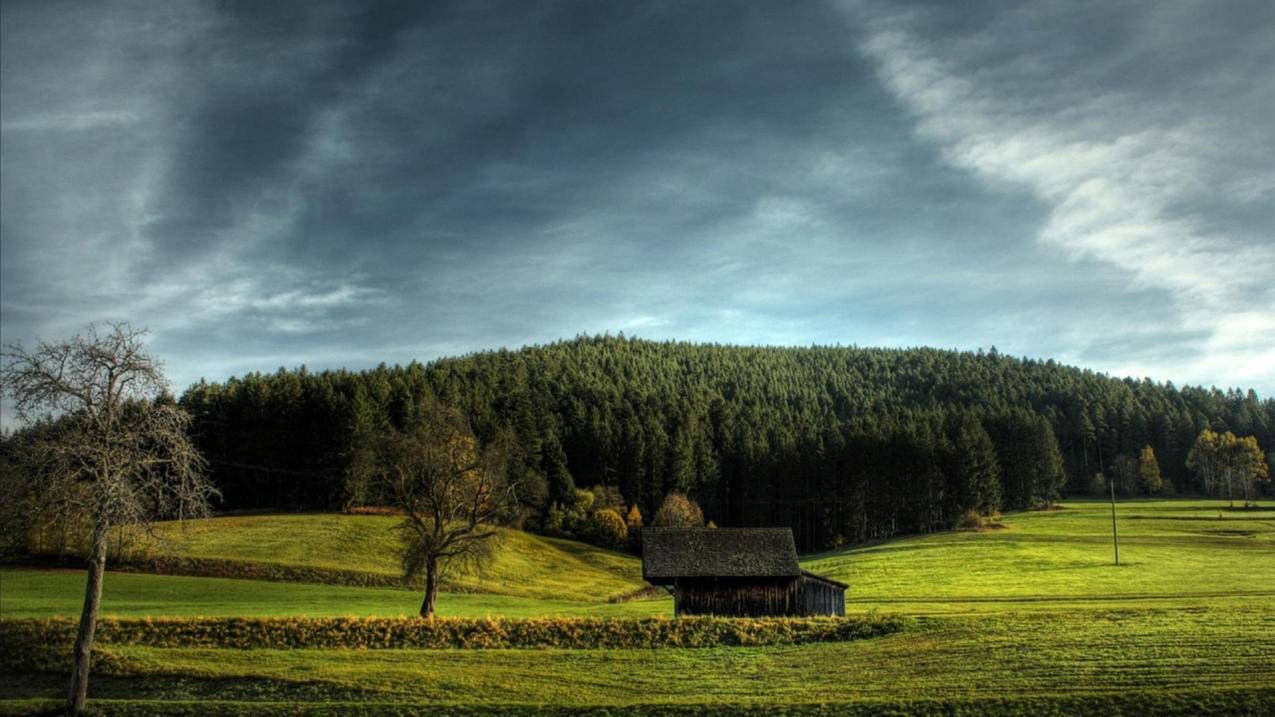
[{"x1": 2, "y1": 0, "x2": 1272, "y2": 416}]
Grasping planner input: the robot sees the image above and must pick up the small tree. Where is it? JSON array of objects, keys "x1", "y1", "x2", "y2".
[
  {"x1": 1138, "y1": 445, "x2": 1163, "y2": 496},
  {"x1": 1109, "y1": 454, "x2": 1138, "y2": 497},
  {"x1": 1221, "y1": 434, "x2": 1267, "y2": 507},
  {"x1": 624, "y1": 504, "x2": 643, "y2": 532},
  {"x1": 652, "y1": 491, "x2": 703, "y2": 527},
  {"x1": 560, "y1": 488, "x2": 595, "y2": 537},
  {"x1": 1, "y1": 323, "x2": 216, "y2": 714},
  {"x1": 624, "y1": 504, "x2": 643, "y2": 551},
  {"x1": 587, "y1": 508, "x2": 627, "y2": 549},
  {"x1": 1187, "y1": 429, "x2": 1224, "y2": 496},
  {"x1": 587, "y1": 484, "x2": 625, "y2": 513},
  {"x1": 381, "y1": 395, "x2": 517, "y2": 619}
]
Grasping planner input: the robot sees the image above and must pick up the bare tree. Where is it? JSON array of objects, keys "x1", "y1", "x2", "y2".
[
  {"x1": 0, "y1": 323, "x2": 216, "y2": 714},
  {"x1": 382, "y1": 395, "x2": 517, "y2": 619},
  {"x1": 1109, "y1": 454, "x2": 1138, "y2": 497}
]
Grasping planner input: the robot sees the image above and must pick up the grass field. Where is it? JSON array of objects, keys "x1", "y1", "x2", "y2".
[
  {"x1": 3, "y1": 499, "x2": 1274, "y2": 715},
  {"x1": 809, "y1": 499, "x2": 1275, "y2": 613},
  {"x1": 137, "y1": 515, "x2": 646, "y2": 601},
  {"x1": 0, "y1": 569, "x2": 667, "y2": 619}
]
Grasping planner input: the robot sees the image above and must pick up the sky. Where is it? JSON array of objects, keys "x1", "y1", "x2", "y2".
[{"x1": 2, "y1": 0, "x2": 1273, "y2": 412}]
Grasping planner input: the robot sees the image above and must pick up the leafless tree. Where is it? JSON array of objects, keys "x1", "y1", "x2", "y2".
[
  {"x1": 0, "y1": 323, "x2": 216, "y2": 714},
  {"x1": 1109, "y1": 454, "x2": 1138, "y2": 497},
  {"x1": 382, "y1": 395, "x2": 517, "y2": 619}
]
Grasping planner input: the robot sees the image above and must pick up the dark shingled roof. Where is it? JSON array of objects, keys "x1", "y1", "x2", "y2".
[{"x1": 642, "y1": 527, "x2": 800, "y2": 583}]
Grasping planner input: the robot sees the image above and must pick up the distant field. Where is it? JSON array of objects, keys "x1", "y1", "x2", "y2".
[
  {"x1": 3, "y1": 499, "x2": 1274, "y2": 714},
  {"x1": 808, "y1": 499, "x2": 1275, "y2": 613}
]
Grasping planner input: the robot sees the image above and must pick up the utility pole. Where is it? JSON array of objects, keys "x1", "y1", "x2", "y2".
[{"x1": 1109, "y1": 474, "x2": 1120, "y2": 566}]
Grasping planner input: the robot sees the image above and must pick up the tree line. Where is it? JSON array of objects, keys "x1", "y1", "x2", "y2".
[{"x1": 172, "y1": 336, "x2": 1273, "y2": 550}]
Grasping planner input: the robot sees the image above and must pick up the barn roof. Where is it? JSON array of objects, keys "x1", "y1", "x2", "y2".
[
  {"x1": 641, "y1": 527, "x2": 800, "y2": 583},
  {"x1": 800, "y1": 569, "x2": 849, "y2": 589}
]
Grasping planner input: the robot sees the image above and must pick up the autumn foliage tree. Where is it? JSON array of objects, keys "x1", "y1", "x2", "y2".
[
  {"x1": 1223, "y1": 434, "x2": 1267, "y2": 506},
  {"x1": 1188, "y1": 429, "x2": 1268, "y2": 506},
  {"x1": 587, "y1": 508, "x2": 627, "y2": 549},
  {"x1": 1138, "y1": 446, "x2": 1163, "y2": 495},
  {"x1": 652, "y1": 491, "x2": 703, "y2": 527},
  {"x1": 1187, "y1": 429, "x2": 1225, "y2": 496}
]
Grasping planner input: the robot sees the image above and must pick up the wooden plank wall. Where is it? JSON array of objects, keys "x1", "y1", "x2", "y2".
[
  {"x1": 674, "y1": 577, "x2": 799, "y2": 616},
  {"x1": 797, "y1": 575, "x2": 846, "y2": 616}
]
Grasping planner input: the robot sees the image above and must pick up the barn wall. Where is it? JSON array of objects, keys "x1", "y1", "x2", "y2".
[
  {"x1": 674, "y1": 577, "x2": 799, "y2": 616},
  {"x1": 797, "y1": 576, "x2": 845, "y2": 616}
]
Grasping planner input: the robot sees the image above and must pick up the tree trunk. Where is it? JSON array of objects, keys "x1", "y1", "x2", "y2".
[
  {"x1": 419, "y1": 557, "x2": 439, "y2": 620},
  {"x1": 67, "y1": 522, "x2": 107, "y2": 714}
]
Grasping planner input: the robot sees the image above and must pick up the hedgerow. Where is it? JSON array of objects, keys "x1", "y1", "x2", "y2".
[{"x1": 0, "y1": 614, "x2": 905, "y2": 655}]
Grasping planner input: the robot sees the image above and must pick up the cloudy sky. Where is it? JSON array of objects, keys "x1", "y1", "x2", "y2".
[{"x1": 2, "y1": 0, "x2": 1273, "y2": 404}]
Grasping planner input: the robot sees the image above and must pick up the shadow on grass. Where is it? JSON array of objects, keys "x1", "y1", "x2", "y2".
[{"x1": 0, "y1": 670, "x2": 380, "y2": 704}]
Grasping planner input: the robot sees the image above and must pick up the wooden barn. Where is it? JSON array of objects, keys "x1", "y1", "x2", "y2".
[{"x1": 642, "y1": 527, "x2": 847, "y2": 617}]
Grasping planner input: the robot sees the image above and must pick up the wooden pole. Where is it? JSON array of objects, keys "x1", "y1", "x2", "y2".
[{"x1": 1109, "y1": 475, "x2": 1120, "y2": 566}]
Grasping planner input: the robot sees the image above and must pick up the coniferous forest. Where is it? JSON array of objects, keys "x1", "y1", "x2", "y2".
[{"x1": 176, "y1": 336, "x2": 1274, "y2": 551}]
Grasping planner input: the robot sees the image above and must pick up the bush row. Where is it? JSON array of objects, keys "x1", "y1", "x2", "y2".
[
  {"x1": 0, "y1": 615, "x2": 904, "y2": 652},
  {"x1": 4, "y1": 689, "x2": 1274, "y2": 717}
]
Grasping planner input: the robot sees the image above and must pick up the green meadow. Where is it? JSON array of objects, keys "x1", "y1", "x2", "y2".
[
  {"x1": 3, "y1": 499, "x2": 1274, "y2": 715},
  {"x1": 810, "y1": 499, "x2": 1275, "y2": 613},
  {"x1": 139, "y1": 515, "x2": 647, "y2": 601},
  {"x1": 0, "y1": 569, "x2": 666, "y2": 620}
]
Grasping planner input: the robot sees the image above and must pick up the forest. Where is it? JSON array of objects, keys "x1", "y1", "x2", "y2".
[{"x1": 164, "y1": 337, "x2": 1273, "y2": 551}]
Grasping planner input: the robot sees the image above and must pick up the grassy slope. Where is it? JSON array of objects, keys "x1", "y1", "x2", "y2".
[
  {"x1": 4, "y1": 499, "x2": 1274, "y2": 713},
  {"x1": 138, "y1": 514, "x2": 645, "y2": 601}
]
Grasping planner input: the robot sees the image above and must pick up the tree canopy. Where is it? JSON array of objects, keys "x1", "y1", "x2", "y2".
[{"x1": 151, "y1": 336, "x2": 1274, "y2": 549}]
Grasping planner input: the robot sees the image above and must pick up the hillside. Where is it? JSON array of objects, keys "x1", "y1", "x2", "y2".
[
  {"x1": 178, "y1": 337, "x2": 1275, "y2": 551},
  {"x1": 136, "y1": 513, "x2": 647, "y2": 602}
]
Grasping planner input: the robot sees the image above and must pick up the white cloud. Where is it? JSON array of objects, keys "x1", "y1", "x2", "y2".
[{"x1": 851, "y1": 4, "x2": 1275, "y2": 389}]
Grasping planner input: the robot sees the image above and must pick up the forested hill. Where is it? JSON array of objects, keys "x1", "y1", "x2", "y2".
[{"x1": 178, "y1": 336, "x2": 1274, "y2": 550}]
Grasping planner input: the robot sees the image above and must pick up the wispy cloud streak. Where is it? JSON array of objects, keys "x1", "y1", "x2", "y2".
[{"x1": 850, "y1": 1, "x2": 1275, "y2": 387}]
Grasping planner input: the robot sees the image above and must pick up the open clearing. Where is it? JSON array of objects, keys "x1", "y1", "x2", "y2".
[{"x1": 2, "y1": 499, "x2": 1273, "y2": 714}]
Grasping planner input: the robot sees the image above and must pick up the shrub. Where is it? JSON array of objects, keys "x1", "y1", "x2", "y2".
[
  {"x1": 586, "y1": 485, "x2": 625, "y2": 513},
  {"x1": 652, "y1": 492, "x2": 703, "y2": 528},
  {"x1": 955, "y1": 509, "x2": 984, "y2": 530},
  {"x1": 587, "y1": 508, "x2": 628, "y2": 550}
]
